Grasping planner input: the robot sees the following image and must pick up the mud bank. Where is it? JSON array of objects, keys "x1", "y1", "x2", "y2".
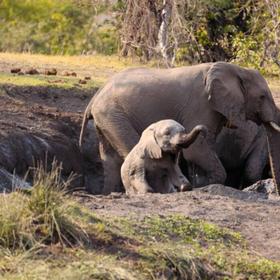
[{"x1": 0, "y1": 84, "x2": 102, "y2": 193}]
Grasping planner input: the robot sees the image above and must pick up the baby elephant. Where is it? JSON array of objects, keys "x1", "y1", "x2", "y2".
[{"x1": 121, "y1": 119, "x2": 207, "y2": 195}]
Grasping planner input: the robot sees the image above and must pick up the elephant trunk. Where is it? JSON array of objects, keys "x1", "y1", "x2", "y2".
[
  {"x1": 178, "y1": 125, "x2": 208, "y2": 148},
  {"x1": 265, "y1": 123, "x2": 280, "y2": 195}
]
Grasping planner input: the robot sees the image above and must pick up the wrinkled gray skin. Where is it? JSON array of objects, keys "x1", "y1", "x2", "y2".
[
  {"x1": 80, "y1": 62, "x2": 280, "y2": 195},
  {"x1": 0, "y1": 167, "x2": 31, "y2": 192},
  {"x1": 185, "y1": 121, "x2": 268, "y2": 188},
  {"x1": 121, "y1": 120, "x2": 207, "y2": 195}
]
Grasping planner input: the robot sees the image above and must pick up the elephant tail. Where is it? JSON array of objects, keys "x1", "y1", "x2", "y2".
[{"x1": 79, "y1": 88, "x2": 102, "y2": 149}]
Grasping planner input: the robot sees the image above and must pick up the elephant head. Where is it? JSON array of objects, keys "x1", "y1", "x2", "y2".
[
  {"x1": 142, "y1": 120, "x2": 207, "y2": 158},
  {"x1": 206, "y1": 62, "x2": 280, "y2": 194}
]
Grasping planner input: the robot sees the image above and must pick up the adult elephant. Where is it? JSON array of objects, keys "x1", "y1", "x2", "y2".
[
  {"x1": 80, "y1": 62, "x2": 280, "y2": 195},
  {"x1": 185, "y1": 121, "x2": 269, "y2": 189}
]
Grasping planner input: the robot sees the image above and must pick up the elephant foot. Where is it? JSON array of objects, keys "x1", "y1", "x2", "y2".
[{"x1": 179, "y1": 183, "x2": 193, "y2": 192}]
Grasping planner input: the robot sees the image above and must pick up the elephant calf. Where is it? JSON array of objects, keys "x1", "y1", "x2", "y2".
[{"x1": 121, "y1": 119, "x2": 207, "y2": 195}]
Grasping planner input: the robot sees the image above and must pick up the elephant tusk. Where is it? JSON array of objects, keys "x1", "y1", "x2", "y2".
[{"x1": 269, "y1": 121, "x2": 280, "y2": 133}]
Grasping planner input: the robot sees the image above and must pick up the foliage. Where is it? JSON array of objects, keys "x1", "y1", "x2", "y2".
[
  {"x1": 1, "y1": 0, "x2": 280, "y2": 73},
  {"x1": 0, "y1": 0, "x2": 118, "y2": 55},
  {"x1": 118, "y1": 0, "x2": 280, "y2": 73}
]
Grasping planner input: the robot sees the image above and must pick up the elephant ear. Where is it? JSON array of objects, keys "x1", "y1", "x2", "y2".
[
  {"x1": 205, "y1": 62, "x2": 246, "y2": 127},
  {"x1": 141, "y1": 125, "x2": 162, "y2": 159}
]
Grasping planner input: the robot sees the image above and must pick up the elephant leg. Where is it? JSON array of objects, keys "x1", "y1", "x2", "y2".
[
  {"x1": 242, "y1": 145, "x2": 268, "y2": 188},
  {"x1": 169, "y1": 163, "x2": 192, "y2": 191},
  {"x1": 225, "y1": 169, "x2": 243, "y2": 189},
  {"x1": 94, "y1": 112, "x2": 140, "y2": 194},
  {"x1": 163, "y1": 178, "x2": 177, "y2": 193},
  {"x1": 154, "y1": 174, "x2": 176, "y2": 194},
  {"x1": 95, "y1": 109, "x2": 140, "y2": 158},
  {"x1": 183, "y1": 137, "x2": 226, "y2": 187},
  {"x1": 180, "y1": 160, "x2": 208, "y2": 187},
  {"x1": 97, "y1": 128, "x2": 123, "y2": 194}
]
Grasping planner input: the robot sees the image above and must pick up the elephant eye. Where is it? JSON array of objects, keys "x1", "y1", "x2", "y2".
[{"x1": 163, "y1": 128, "x2": 171, "y2": 135}]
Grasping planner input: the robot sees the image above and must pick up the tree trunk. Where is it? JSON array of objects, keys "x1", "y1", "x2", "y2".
[
  {"x1": 264, "y1": 0, "x2": 280, "y2": 68},
  {"x1": 158, "y1": 0, "x2": 172, "y2": 67}
]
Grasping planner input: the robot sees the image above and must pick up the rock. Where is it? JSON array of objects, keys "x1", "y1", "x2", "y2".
[
  {"x1": 44, "y1": 68, "x2": 57, "y2": 75},
  {"x1": 25, "y1": 68, "x2": 39, "y2": 75},
  {"x1": 61, "y1": 71, "x2": 77, "y2": 77},
  {"x1": 0, "y1": 167, "x2": 31, "y2": 192},
  {"x1": 195, "y1": 184, "x2": 268, "y2": 200},
  {"x1": 11, "y1": 68, "x2": 21, "y2": 74},
  {"x1": 61, "y1": 70, "x2": 71, "y2": 76},
  {"x1": 243, "y1": 179, "x2": 276, "y2": 195}
]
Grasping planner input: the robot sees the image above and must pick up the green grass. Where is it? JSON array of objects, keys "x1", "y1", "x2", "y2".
[{"x1": 131, "y1": 215, "x2": 242, "y2": 244}]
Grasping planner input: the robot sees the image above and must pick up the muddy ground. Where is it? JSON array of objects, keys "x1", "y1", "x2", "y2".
[
  {"x1": 0, "y1": 84, "x2": 103, "y2": 193},
  {"x1": 0, "y1": 72, "x2": 280, "y2": 262}
]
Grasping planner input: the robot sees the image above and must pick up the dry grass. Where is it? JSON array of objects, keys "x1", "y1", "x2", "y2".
[
  {"x1": 0, "y1": 164, "x2": 89, "y2": 250},
  {"x1": 0, "y1": 52, "x2": 280, "y2": 92},
  {"x1": 0, "y1": 52, "x2": 145, "y2": 85}
]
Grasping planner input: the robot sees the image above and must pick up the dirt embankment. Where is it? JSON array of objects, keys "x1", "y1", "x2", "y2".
[
  {"x1": 78, "y1": 186, "x2": 280, "y2": 261},
  {"x1": 0, "y1": 84, "x2": 102, "y2": 192}
]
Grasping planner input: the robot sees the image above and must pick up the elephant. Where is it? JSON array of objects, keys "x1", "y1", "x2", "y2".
[
  {"x1": 121, "y1": 120, "x2": 207, "y2": 195},
  {"x1": 184, "y1": 121, "x2": 269, "y2": 189},
  {"x1": 79, "y1": 62, "x2": 280, "y2": 195}
]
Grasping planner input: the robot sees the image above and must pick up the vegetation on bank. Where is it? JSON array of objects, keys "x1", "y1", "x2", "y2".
[
  {"x1": 120, "y1": 0, "x2": 280, "y2": 71},
  {"x1": 0, "y1": 53, "x2": 280, "y2": 94},
  {"x1": 0, "y1": 0, "x2": 119, "y2": 55},
  {"x1": 0, "y1": 167, "x2": 280, "y2": 279},
  {"x1": 1, "y1": 0, "x2": 280, "y2": 75}
]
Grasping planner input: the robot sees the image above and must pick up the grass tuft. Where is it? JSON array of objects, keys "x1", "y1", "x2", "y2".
[
  {"x1": 133, "y1": 215, "x2": 242, "y2": 245},
  {"x1": 148, "y1": 249, "x2": 219, "y2": 280},
  {"x1": 0, "y1": 164, "x2": 89, "y2": 250},
  {"x1": 0, "y1": 192, "x2": 33, "y2": 249}
]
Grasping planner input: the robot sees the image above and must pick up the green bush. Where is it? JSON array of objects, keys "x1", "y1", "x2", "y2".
[{"x1": 0, "y1": 0, "x2": 118, "y2": 55}]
